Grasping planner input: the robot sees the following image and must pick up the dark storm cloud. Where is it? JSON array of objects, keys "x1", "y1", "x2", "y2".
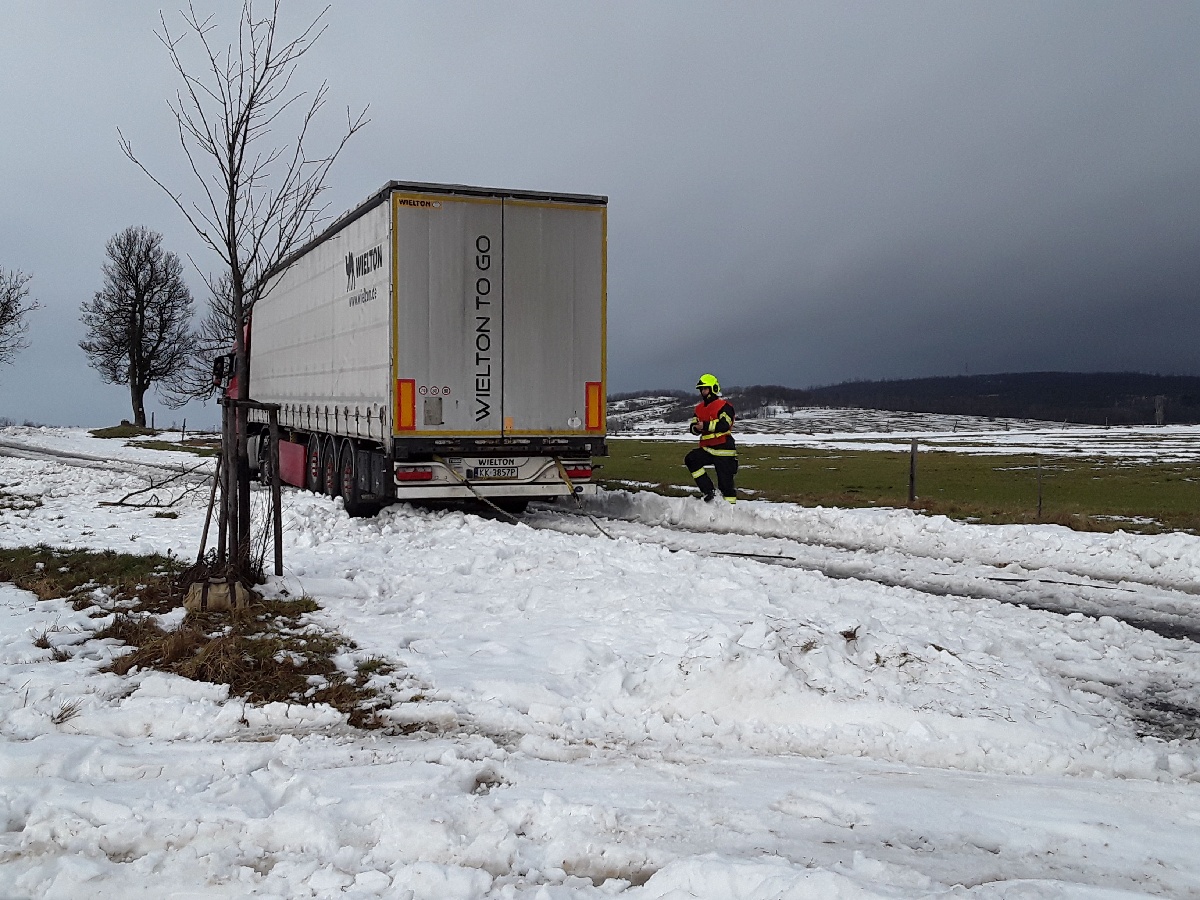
[
  {"x1": 1, "y1": 2, "x2": 1198, "y2": 424},
  {"x1": 606, "y1": 3, "x2": 1200, "y2": 391},
  {"x1": 696, "y1": 164, "x2": 1200, "y2": 390}
]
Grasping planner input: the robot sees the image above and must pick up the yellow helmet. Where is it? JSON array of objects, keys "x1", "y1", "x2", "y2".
[{"x1": 696, "y1": 373, "x2": 721, "y2": 395}]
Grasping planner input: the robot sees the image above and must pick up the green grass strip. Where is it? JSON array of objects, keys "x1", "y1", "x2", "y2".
[{"x1": 601, "y1": 439, "x2": 1200, "y2": 533}]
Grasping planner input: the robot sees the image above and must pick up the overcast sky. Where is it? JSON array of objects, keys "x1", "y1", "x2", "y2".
[{"x1": 2, "y1": 1, "x2": 1199, "y2": 427}]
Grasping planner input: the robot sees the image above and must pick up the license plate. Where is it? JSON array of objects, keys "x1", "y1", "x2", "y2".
[{"x1": 470, "y1": 466, "x2": 518, "y2": 479}]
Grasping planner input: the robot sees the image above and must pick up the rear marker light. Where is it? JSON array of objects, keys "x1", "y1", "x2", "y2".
[
  {"x1": 396, "y1": 465, "x2": 434, "y2": 482},
  {"x1": 564, "y1": 466, "x2": 592, "y2": 480}
]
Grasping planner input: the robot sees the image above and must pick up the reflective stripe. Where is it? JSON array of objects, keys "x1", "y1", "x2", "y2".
[
  {"x1": 690, "y1": 468, "x2": 707, "y2": 478},
  {"x1": 705, "y1": 412, "x2": 733, "y2": 440},
  {"x1": 725, "y1": 496, "x2": 737, "y2": 504},
  {"x1": 701, "y1": 418, "x2": 732, "y2": 443},
  {"x1": 706, "y1": 448, "x2": 738, "y2": 457}
]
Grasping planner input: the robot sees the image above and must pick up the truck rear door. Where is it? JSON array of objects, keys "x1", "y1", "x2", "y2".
[
  {"x1": 501, "y1": 200, "x2": 606, "y2": 436},
  {"x1": 393, "y1": 192, "x2": 504, "y2": 436},
  {"x1": 391, "y1": 189, "x2": 605, "y2": 440}
]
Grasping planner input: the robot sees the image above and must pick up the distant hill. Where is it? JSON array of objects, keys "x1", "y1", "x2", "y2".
[
  {"x1": 803, "y1": 373, "x2": 1200, "y2": 425},
  {"x1": 611, "y1": 373, "x2": 1200, "y2": 426}
]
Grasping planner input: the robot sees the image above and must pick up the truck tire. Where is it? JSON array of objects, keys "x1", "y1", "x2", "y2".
[
  {"x1": 339, "y1": 442, "x2": 368, "y2": 517},
  {"x1": 323, "y1": 437, "x2": 340, "y2": 497},
  {"x1": 306, "y1": 436, "x2": 324, "y2": 493}
]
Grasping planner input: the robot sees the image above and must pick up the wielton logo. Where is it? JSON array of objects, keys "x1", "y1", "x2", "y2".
[{"x1": 345, "y1": 244, "x2": 384, "y2": 291}]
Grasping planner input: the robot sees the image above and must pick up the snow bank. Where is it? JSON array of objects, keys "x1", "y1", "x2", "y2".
[{"x1": 4, "y1": 427, "x2": 1200, "y2": 897}]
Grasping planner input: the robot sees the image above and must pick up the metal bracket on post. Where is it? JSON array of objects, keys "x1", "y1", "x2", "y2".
[
  {"x1": 224, "y1": 398, "x2": 285, "y2": 577},
  {"x1": 197, "y1": 452, "x2": 223, "y2": 567}
]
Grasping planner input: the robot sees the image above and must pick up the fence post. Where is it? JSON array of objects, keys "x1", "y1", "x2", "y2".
[
  {"x1": 269, "y1": 409, "x2": 283, "y2": 577},
  {"x1": 908, "y1": 439, "x2": 918, "y2": 505},
  {"x1": 217, "y1": 401, "x2": 231, "y2": 566},
  {"x1": 1037, "y1": 455, "x2": 1043, "y2": 521}
]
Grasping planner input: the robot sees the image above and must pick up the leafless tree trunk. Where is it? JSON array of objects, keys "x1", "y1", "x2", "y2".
[
  {"x1": 0, "y1": 268, "x2": 39, "y2": 369},
  {"x1": 79, "y1": 226, "x2": 196, "y2": 428},
  {"x1": 120, "y1": 0, "x2": 367, "y2": 576}
]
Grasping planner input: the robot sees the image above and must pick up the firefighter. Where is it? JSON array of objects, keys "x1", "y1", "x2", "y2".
[{"x1": 685, "y1": 373, "x2": 738, "y2": 503}]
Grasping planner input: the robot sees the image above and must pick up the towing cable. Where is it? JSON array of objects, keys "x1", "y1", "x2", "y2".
[
  {"x1": 548, "y1": 462, "x2": 797, "y2": 561},
  {"x1": 432, "y1": 455, "x2": 526, "y2": 525},
  {"x1": 553, "y1": 457, "x2": 615, "y2": 540},
  {"x1": 419, "y1": 456, "x2": 796, "y2": 561},
  {"x1": 431, "y1": 456, "x2": 781, "y2": 555},
  {"x1": 430, "y1": 454, "x2": 615, "y2": 539}
]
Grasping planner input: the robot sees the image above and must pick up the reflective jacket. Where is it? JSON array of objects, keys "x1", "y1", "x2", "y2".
[{"x1": 692, "y1": 398, "x2": 736, "y2": 455}]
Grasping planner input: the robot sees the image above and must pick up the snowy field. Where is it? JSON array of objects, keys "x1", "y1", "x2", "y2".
[
  {"x1": 2, "y1": 424, "x2": 1200, "y2": 899},
  {"x1": 611, "y1": 403, "x2": 1200, "y2": 461}
]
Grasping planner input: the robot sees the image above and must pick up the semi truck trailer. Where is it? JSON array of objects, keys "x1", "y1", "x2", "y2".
[{"x1": 244, "y1": 180, "x2": 607, "y2": 515}]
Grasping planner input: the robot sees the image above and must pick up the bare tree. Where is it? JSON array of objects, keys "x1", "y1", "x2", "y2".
[
  {"x1": 162, "y1": 272, "x2": 238, "y2": 408},
  {"x1": 120, "y1": 0, "x2": 368, "y2": 574},
  {"x1": 80, "y1": 226, "x2": 196, "y2": 428},
  {"x1": 0, "y1": 268, "x2": 39, "y2": 368}
]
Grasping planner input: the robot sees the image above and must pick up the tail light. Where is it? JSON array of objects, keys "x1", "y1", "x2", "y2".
[
  {"x1": 395, "y1": 465, "x2": 433, "y2": 482},
  {"x1": 563, "y1": 462, "x2": 592, "y2": 480}
]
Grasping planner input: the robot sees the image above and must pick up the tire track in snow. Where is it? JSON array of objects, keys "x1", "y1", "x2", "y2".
[
  {"x1": 0, "y1": 437, "x2": 213, "y2": 481},
  {"x1": 524, "y1": 503, "x2": 1200, "y2": 644},
  {"x1": 524, "y1": 502, "x2": 1200, "y2": 744}
]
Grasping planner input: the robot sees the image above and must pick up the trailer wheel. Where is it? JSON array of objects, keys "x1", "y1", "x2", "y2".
[
  {"x1": 339, "y1": 442, "x2": 368, "y2": 517},
  {"x1": 306, "y1": 436, "x2": 323, "y2": 493},
  {"x1": 323, "y1": 437, "x2": 340, "y2": 497}
]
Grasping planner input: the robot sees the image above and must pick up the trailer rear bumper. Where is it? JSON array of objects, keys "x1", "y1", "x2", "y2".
[
  {"x1": 393, "y1": 482, "x2": 596, "y2": 501},
  {"x1": 390, "y1": 455, "x2": 595, "y2": 501}
]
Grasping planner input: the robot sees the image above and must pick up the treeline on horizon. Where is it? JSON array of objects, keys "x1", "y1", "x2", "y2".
[{"x1": 610, "y1": 372, "x2": 1200, "y2": 426}]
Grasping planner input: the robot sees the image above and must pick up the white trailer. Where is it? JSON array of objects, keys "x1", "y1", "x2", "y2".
[{"x1": 245, "y1": 181, "x2": 607, "y2": 514}]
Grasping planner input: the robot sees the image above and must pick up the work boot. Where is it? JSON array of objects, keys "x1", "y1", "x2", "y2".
[{"x1": 701, "y1": 492, "x2": 716, "y2": 503}]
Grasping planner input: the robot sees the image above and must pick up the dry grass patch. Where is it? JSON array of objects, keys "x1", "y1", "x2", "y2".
[
  {"x1": 99, "y1": 593, "x2": 393, "y2": 728},
  {"x1": 0, "y1": 487, "x2": 42, "y2": 512},
  {"x1": 2, "y1": 546, "x2": 399, "y2": 729},
  {"x1": 604, "y1": 439, "x2": 1200, "y2": 533},
  {"x1": 86, "y1": 425, "x2": 220, "y2": 457},
  {"x1": 51, "y1": 698, "x2": 84, "y2": 726},
  {"x1": 131, "y1": 439, "x2": 220, "y2": 458},
  {"x1": 0, "y1": 546, "x2": 180, "y2": 610},
  {"x1": 89, "y1": 424, "x2": 160, "y2": 439}
]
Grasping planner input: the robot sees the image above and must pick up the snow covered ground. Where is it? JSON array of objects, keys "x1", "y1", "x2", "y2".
[{"x1": 2, "y1": 424, "x2": 1200, "y2": 898}]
